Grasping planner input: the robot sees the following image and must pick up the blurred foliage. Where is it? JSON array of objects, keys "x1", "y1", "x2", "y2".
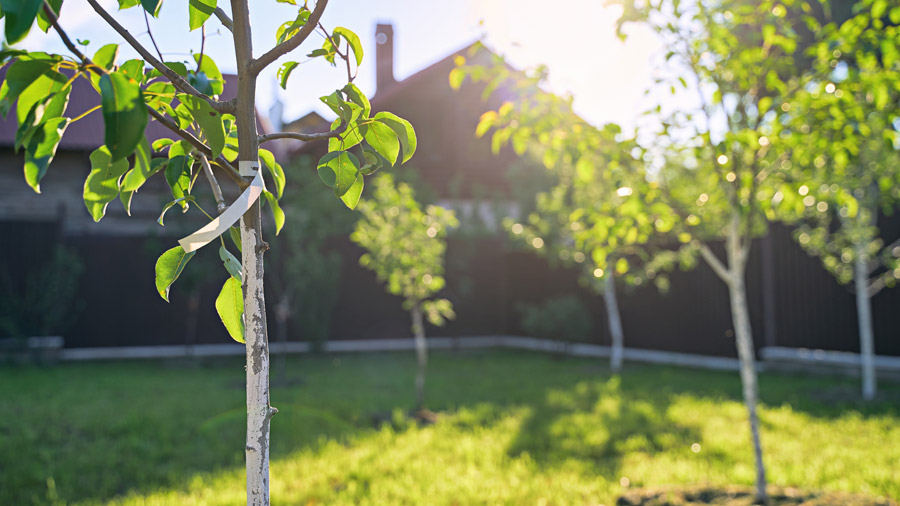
[
  {"x1": 351, "y1": 174, "x2": 458, "y2": 326},
  {"x1": 775, "y1": 1, "x2": 900, "y2": 294},
  {"x1": 268, "y1": 155, "x2": 357, "y2": 349},
  {"x1": 517, "y1": 295, "x2": 592, "y2": 343},
  {"x1": 0, "y1": 245, "x2": 83, "y2": 338}
]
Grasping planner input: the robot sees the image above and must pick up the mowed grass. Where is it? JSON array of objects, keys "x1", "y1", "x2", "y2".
[{"x1": 0, "y1": 349, "x2": 898, "y2": 506}]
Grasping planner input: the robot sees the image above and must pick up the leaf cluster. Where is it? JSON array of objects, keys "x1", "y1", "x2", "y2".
[{"x1": 350, "y1": 174, "x2": 458, "y2": 325}]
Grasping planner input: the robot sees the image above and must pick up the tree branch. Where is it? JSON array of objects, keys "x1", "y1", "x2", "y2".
[
  {"x1": 143, "y1": 9, "x2": 164, "y2": 62},
  {"x1": 84, "y1": 0, "x2": 234, "y2": 114},
  {"x1": 214, "y1": 6, "x2": 234, "y2": 32},
  {"x1": 248, "y1": 0, "x2": 329, "y2": 76},
  {"x1": 699, "y1": 243, "x2": 733, "y2": 284},
  {"x1": 258, "y1": 124, "x2": 346, "y2": 144},
  {"x1": 43, "y1": 1, "x2": 88, "y2": 62},
  {"x1": 199, "y1": 153, "x2": 227, "y2": 214},
  {"x1": 44, "y1": 0, "x2": 243, "y2": 190},
  {"x1": 145, "y1": 107, "x2": 244, "y2": 186}
]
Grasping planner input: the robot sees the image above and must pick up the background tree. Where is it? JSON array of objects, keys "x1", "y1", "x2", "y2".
[
  {"x1": 2, "y1": 1, "x2": 415, "y2": 504},
  {"x1": 454, "y1": 53, "x2": 692, "y2": 373},
  {"x1": 350, "y1": 174, "x2": 457, "y2": 412},
  {"x1": 612, "y1": 0, "x2": 807, "y2": 500},
  {"x1": 779, "y1": 2, "x2": 900, "y2": 400}
]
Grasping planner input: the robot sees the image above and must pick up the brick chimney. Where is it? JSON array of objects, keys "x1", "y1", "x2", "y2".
[{"x1": 375, "y1": 23, "x2": 395, "y2": 93}]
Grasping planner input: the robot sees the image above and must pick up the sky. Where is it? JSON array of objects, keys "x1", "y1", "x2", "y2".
[{"x1": 20, "y1": 0, "x2": 662, "y2": 132}]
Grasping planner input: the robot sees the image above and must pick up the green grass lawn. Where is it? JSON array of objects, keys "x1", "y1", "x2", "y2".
[{"x1": 1, "y1": 349, "x2": 898, "y2": 505}]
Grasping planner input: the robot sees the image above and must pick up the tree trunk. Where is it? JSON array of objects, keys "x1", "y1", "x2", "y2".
[
  {"x1": 723, "y1": 222, "x2": 767, "y2": 503},
  {"x1": 727, "y1": 274, "x2": 767, "y2": 502},
  {"x1": 854, "y1": 253, "x2": 877, "y2": 400},
  {"x1": 603, "y1": 273, "x2": 624, "y2": 373},
  {"x1": 231, "y1": 3, "x2": 272, "y2": 504},
  {"x1": 411, "y1": 303, "x2": 427, "y2": 412}
]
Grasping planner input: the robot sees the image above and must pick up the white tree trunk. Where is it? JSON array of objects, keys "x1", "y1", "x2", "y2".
[
  {"x1": 723, "y1": 221, "x2": 767, "y2": 503},
  {"x1": 231, "y1": 2, "x2": 272, "y2": 504},
  {"x1": 411, "y1": 303, "x2": 427, "y2": 411},
  {"x1": 603, "y1": 273, "x2": 625, "y2": 373},
  {"x1": 241, "y1": 206, "x2": 273, "y2": 506},
  {"x1": 854, "y1": 253, "x2": 877, "y2": 400}
]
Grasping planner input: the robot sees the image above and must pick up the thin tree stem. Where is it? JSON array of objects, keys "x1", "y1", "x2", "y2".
[
  {"x1": 199, "y1": 154, "x2": 227, "y2": 214},
  {"x1": 85, "y1": 0, "x2": 233, "y2": 113},
  {"x1": 248, "y1": 0, "x2": 329, "y2": 75}
]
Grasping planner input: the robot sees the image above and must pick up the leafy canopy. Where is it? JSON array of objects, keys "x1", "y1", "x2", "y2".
[{"x1": 351, "y1": 174, "x2": 458, "y2": 325}]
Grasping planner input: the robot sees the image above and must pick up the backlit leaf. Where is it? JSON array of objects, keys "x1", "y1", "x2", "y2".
[
  {"x1": 99, "y1": 72, "x2": 148, "y2": 161},
  {"x1": 84, "y1": 145, "x2": 130, "y2": 222},
  {"x1": 155, "y1": 246, "x2": 196, "y2": 302},
  {"x1": 216, "y1": 277, "x2": 244, "y2": 342}
]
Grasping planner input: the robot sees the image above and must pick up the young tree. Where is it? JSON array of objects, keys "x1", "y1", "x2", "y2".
[
  {"x1": 780, "y1": 3, "x2": 900, "y2": 400},
  {"x1": 612, "y1": 1, "x2": 806, "y2": 500},
  {"x1": 459, "y1": 0, "x2": 802, "y2": 499},
  {"x1": 453, "y1": 53, "x2": 691, "y2": 373},
  {"x1": 350, "y1": 174, "x2": 457, "y2": 412},
  {"x1": 2, "y1": 2, "x2": 415, "y2": 504}
]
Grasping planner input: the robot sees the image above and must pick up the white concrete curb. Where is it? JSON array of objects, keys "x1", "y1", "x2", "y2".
[{"x1": 59, "y1": 338, "x2": 899, "y2": 375}]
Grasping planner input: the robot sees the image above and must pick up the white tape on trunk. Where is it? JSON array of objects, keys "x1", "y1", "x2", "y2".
[{"x1": 177, "y1": 166, "x2": 263, "y2": 253}]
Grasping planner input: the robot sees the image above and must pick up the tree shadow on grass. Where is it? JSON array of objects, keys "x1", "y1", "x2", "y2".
[{"x1": 505, "y1": 374, "x2": 704, "y2": 480}]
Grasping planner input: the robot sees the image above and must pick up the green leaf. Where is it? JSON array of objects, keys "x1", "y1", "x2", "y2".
[
  {"x1": 141, "y1": 0, "x2": 162, "y2": 16},
  {"x1": 92, "y1": 44, "x2": 120, "y2": 70},
  {"x1": 15, "y1": 69, "x2": 67, "y2": 125},
  {"x1": 364, "y1": 121, "x2": 400, "y2": 166},
  {"x1": 99, "y1": 72, "x2": 148, "y2": 162},
  {"x1": 263, "y1": 190, "x2": 285, "y2": 235},
  {"x1": 152, "y1": 138, "x2": 174, "y2": 152},
  {"x1": 342, "y1": 83, "x2": 370, "y2": 118},
  {"x1": 120, "y1": 137, "x2": 160, "y2": 191},
  {"x1": 373, "y1": 111, "x2": 416, "y2": 163},
  {"x1": 0, "y1": 0, "x2": 42, "y2": 44},
  {"x1": 275, "y1": 9, "x2": 309, "y2": 44},
  {"x1": 119, "y1": 59, "x2": 145, "y2": 83},
  {"x1": 164, "y1": 154, "x2": 193, "y2": 201},
  {"x1": 84, "y1": 145, "x2": 130, "y2": 222},
  {"x1": 35, "y1": 0, "x2": 62, "y2": 33},
  {"x1": 328, "y1": 118, "x2": 364, "y2": 152},
  {"x1": 148, "y1": 61, "x2": 187, "y2": 79},
  {"x1": 333, "y1": 26, "x2": 363, "y2": 66},
  {"x1": 120, "y1": 157, "x2": 166, "y2": 214},
  {"x1": 157, "y1": 196, "x2": 195, "y2": 225},
  {"x1": 178, "y1": 94, "x2": 225, "y2": 158},
  {"x1": 339, "y1": 172, "x2": 364, "y2": 210},
  {"x1": 258, "y1": 148, "x2": 285, "y2": 199},
  {"x1": 229, "y1": 226, "x2": 242, "y2": 252},
  {"x1": 117, "y1": 0, "x2": 141, "y2": 8},
  {"x1": 24, "y1": 117, "x2": 68, "y2": 193},
  {"x1": 359, "y1": 145, "x2": 384, "y2": 175},
  {"x1": 319, "y1": 90, "x2": 342, "y2": 117},
  {"x1": 188, "y1": 0, "x2": 215, "y2": 31},
  {"x1": 0, "y1": 57, "x2": 57, "y2": 118},
  {"x1": 155, "y1": 246, "x2": 195, "y2": 302},
  {"x1": 219, "y1": 245, "x2": 242, "y2": 282},
  {"x1": 15, "y1": 85, "x2": 71, "y2": 151},
  {"x1": 317, "y1": 150, "x2": 360, "y2": 196},
  {"x1": 192, "y1": 53, "x2": 223, "y2": 95},
  {"x1": 215, "y1": 277, "x2": 244, "y2": 343},
  {"x1": 277, "y1": 61, "x2": 299, "y2": 90}
]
